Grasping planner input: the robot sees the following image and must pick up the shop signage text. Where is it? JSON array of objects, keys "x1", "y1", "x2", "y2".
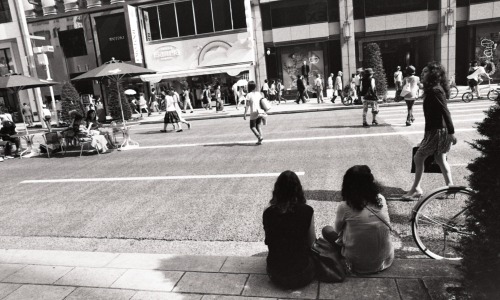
[
  {"x1": 109, "y1": 36, "x2": 126, "y2": 42},
  {"x1": 153, "y1": 45, "x2": 181, "y2": 61}
]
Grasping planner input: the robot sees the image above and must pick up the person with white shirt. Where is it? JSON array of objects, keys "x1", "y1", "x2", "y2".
[
  {"x1": 243, "y1": 81, "x2": 265, "y2": 145},
  {"x1": 41, "y1": 104, "x2": 52, "y2": 132},
  {"x1": 467, "y1": 60, "x2": 490, "y2": 98}
]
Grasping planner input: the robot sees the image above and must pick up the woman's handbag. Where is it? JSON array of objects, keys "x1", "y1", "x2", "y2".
[
  {"x1": 400, "y1": 82, "x2": 412, "y2": 98},
  {"x1": 311, "y1": 237, "x2": 346, "y2": 283},
  {"x1": 411, "y1": 146, "x2": 443, "y2": 173}
]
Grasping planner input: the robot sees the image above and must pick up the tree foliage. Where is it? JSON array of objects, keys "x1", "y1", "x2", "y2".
[
  {"x1": 460, "y1": 96, "x2": 500, "y2": 299},
  {"x1": 363, "y1": 43, "x2": 388, "y2": 98},
  {"x1": 60, "y1": 82, "x2": 83, "y2": 122},
  {"x1": 107, "y1": 79, "x2": 132, "y2": 121}
]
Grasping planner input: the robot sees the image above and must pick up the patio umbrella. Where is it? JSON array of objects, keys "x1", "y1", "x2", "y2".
[
  {"x1": 236, "y1": 79, "x2": 248, "y2": 87},
  {"x1": 72, "y1": 58, "x2": 156, "y2": 127},
  {"x1": 0, "y1": 73, "x2": 58, "y2": 134},
  {"x1": 124, "y1": 89, "x2": 137, "y2": 95}
]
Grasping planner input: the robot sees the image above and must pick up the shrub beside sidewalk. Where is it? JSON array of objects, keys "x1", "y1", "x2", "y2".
[{"x1": 461, "y1": 96, "x2": 500, "y2": 299}]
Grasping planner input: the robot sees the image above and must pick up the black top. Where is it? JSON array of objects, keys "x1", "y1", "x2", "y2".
[
  {"x1": 263, "y1": 204, "x2": 313, "y2": 275},
  {"x1": 360, "y1": 76, "x2": 374, "y2": 97},
  {"x1": 0, "y1": 121, "x2": 16, "y2": 136},
  {"x1": 301, "y1": 65, "x2": 310, "y2": 76},
  {"x1": 423, "y1": 86, "x2": 455, "y2": 134},
  {"x1": 296, "y1": 78, "x2": 305, "y2": 92}
]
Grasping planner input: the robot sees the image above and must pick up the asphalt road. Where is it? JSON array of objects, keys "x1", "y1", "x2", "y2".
[{"x1": 0, "y1": 100, "x2": 491, "y2": 257}]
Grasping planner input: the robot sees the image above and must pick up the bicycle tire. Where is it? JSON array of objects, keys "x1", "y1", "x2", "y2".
[
  {"x1": 462, "y1": 92, "x2": 473, "y2": 102},
  {"x1": 449, "y1": 86, "x2": 459, "y2": 99},
  {"x1": 487, "y1": 89, "x2": 499, "y2": 101},
  {"x1": 342, "y1": 96, "x2": 352, "y2": 106},
  {"x1": 411, "y1": 186, "x2": 474, "y2": 260}
]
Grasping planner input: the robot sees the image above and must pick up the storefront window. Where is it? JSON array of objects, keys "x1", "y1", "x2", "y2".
[
  {"x1": 281, "y1": 44, "x2": 325, "y2": 90},
  {"x1": 0, "y1": 48, "x2": 15, "y2": 75},
  {"x1": 0, "y1": 0, "x2": 12, "y2": 24},
  {"x1": 474, "y1": 26, "x2": 500, "y2": 82},
  {"x1": 143, "y1": 0, "x2": 246, "y2": 41}
]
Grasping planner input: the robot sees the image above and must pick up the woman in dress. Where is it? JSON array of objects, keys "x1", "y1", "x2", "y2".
[
  {"x1": 263, "y1": 170, "x2": 316, "y2": 288},
  {"x1": 403, "y1": 62, "x2": 457, "y2": 200},
  {"x1": 269, "y1": 80, "x2": 276, "y2": 103},
  {"x1": 160, "y1": 90, "x2": 182, "y2": 133},
  {"x1": 322, "y1": 165, "x2": 394, "y2": 274},
  {"x1": 400, "y1": 65, "x2": 421, "y2": 126}
]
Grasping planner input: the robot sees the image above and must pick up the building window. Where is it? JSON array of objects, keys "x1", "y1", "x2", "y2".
[
  {"x1": 457, "y1": 0, "x2": 469, "y2": 6},
  {"x1": 353, "y1": 0, "x2": 365, "y2": 19},
  {"x1": 270, "y1": 0, "x2": 327, "y2": 28},
  {"x1": 365, "y1": 0, "x2": 427, "y2": 17},
  {"x1": 260, "y1": 3, "x2": 272, "y2": 30},
  {"x1": 0, "y1": 0, "x2": 12, "y2": 24},
  {"x1": 327, "y1": 0, "x2": 340, "y2": 22},
  {"x1": 0, "y1": 48, "x2": 15, "y2": 76},
  {"x1": 143, "y1": 0, "x2": 246, "y2": 41}
]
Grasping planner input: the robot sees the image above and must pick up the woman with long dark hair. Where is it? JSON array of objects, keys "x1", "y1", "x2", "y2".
[
  {"x1": 403, "y1": 62, "x2": 457, "y2": 200},
  {"x1": 322, "y1": 165, "x2": 394, "y2": 274},
  {"x1": 263, "y1": 170, "x2": 316, "y2": 288}
]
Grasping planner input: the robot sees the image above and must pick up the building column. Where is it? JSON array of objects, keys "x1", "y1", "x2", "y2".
[
  {"x1": 249, "y1": 0, "x2": 266, "y2": 88},
  {"x1": 339, "y1": 0, "x2": 356, "y2": 84},
  {"x1": 436, "y1": 0, "x2": 457, "y2": 80}
]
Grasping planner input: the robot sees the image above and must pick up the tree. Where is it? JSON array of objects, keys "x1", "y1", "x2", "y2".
[
  {"x1": 363, "y1": 43, "x2": 388, "y2": 99},
  {"x1": 460, "y1": 95, "x2": 500, "y2": 299},
  {"x1": 107, "y1": 79, "x2": 132, "y2": 121},
  {"x1": 60, "y1": 82, "x2": 83, "y2": 122}
]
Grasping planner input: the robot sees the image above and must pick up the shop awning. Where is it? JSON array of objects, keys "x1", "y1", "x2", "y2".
[{"x1": 139, "y1": 62, "x2": 253, "y2": 83}]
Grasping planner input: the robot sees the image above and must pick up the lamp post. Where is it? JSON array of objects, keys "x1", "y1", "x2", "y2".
[
  {"x1": 445, "y1": 8, "x2": 455, "y2": 31},
  {"x1": 343, "y1": 20, "x2": 352, "y2": 42}
]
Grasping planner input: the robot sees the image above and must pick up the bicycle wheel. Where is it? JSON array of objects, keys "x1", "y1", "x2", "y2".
[
  {"x1": 462, "y1": 92, "x2": 473, "y2": 102},
  {"x1": 449, "y1": 86, "x2": 459, "y2": 99},
  {"x1": 411, "y1": 186, "x2": 474, "y2": 260},
  {"x1": 342, "y1": 96, "x2": 352, "y2": 106},
  {"x1": 487, "y1": 89, "x2": 499, "y2": 101}
]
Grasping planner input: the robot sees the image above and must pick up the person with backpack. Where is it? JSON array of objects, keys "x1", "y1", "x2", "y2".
[
  {"x1": 359, "y1": 68, "x2": 379, "y2": 127},
  {"x1": 243, "y1": 81, "x2": 265, "y2": 145}
]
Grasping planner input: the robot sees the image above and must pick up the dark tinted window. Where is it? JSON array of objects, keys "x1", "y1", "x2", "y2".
[
  {"x1": 212, "y1": 0, "x2": 232, "y2": 31},
  {"x1": 457, "y1": 0, "x2": 469, "y2": 6},
  {"x1": 0, "y1": 0, "x2": 12, "y2": 24},
  {"x1": 58, "y1": 28, "x2": 87, "y2": 58},
  {"x1": 271, "y1": 0, "x2": 327, "y2": 28},
  {"x1": 159, "y1": 4, "x2": 178, "y2": 38},
  {"x1": 143, "y1": 6, "x2": 161, "y2": 41},
  {"x1": 470, "y1": 0, "x2": 494, "y2": 3},
  {"x1": 365, "y1": 0, "x2": 427, "y2": 16},
  {"x1": 327, "y1": 0, "x2": 339, "y2": 22},
  {"x1": 428, "y1": 0, "x2": 439, "y2": 10},
  {"x1": 231, "y1": 0, "x2": 247, "y2": 29},
  {"x1": 176, "y1": 1, "x2": 196, "y2": 36},
  {"x1": 353, "y1": 0, "x2": 365, "y2": 19},
  {"x1": 193, "y1": 0, "x2": 214, "y2": 34}
]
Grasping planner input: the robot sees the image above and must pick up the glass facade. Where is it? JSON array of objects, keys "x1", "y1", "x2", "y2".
[
  {"x1": 0, "y1": 48, "x2": 15, "y2": 75},
  {"x1": 0, "y1": 0, "x2": 12, "y2": 24},
  {"x1": 143, "y1": 0, "x2": 246, "y2": 41},
  {"x1": 353, "y1": 0, "x2": 443, "y2": 19}
]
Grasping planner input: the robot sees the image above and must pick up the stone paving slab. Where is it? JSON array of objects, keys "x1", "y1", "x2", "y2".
[
  {"x1": 361, "y1": 259, "x2": 460, "y2": 278},
  {"x1": 0, "y1": 283, "x2": 21, "y2": 299},
  {"x1": 0, "y1": 265, "x2": 25, "y2": 281},
  {"x1": 110, "y1": 269, "x2": 184, "y2": 292},
  {"x1": 0, "y1": 249, "x2": 118, "y2": 268},
  {"x1": 422, "y1": 277, "x2": 461, "y2": 300},
  {"x1": 319, "y1": 278, "x2": 399, "y2": 300},
  {"x1": 242, "y1": 274, "x2": 318, "y2": 299},
  {"x1": 173, "y1": 272, "x2": 248, "y2": 295},
  {"x1": 64, "y1": 287, "x2": 136, "y2": 300},
  {"x1": 54, "y1": 267, "x2": 127, "y2": 288},
  {"x1": 220, "y1": 256, "x2": 267, "y2": 274},
  {"x1": 395, "y1": 279, "x2": 430, "y2": 300},
  {"x1": 2, "y1": 284, "x2": 75, "y2": 300},
  {"x1": 2, "y1": 265, "x2": 72, "y2": 285},
  {"x1": 107, "y1": 253, "x2": 227, "y2": 272},
  {"x1": 131, "y1": 291, "x2": 203, "y2": 300}
]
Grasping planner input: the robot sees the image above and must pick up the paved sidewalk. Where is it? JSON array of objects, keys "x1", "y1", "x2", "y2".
[{"x1": 0, "y1": 249, "x2": 461, "y2": 300}]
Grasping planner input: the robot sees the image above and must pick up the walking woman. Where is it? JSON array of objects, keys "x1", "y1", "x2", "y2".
[
  {"x1": 400, "y1": 66, "x2": 421, "y2": 126},
  {"x1": 215, "y1": 84, "x2": 224, "y2": 112},
  {"x1": 243, "y1": 81, "x2": 264, "y2": 145},
  {"x1": 269, "y1": 80, "x2": 277, "y2": 103},
  {"x1": 235, "y1": 86, "x2": 246, "y2": 110},
  {"x1": 263, "y1": 170, "x2": 316, "y2": 288},
  {"x1": 403, "y1": 62, "x2": 457, "y2": 201},
  {"x1": 182, "y1": 87, "x2": 194, "y2": 113},
  {"x1": 295, "y1": 75, "x2": 306, "y2": 104},
  {"x1": 160, "y1": 90, "x2": 182, "y2": 132},
  {"x1": 322, "y1": 165, "x2": 394, "y2": 274},
  {"x1": 359, "y1": 68, "x2": 379, "y2": 127}
]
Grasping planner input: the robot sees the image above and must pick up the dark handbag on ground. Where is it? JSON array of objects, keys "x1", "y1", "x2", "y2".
[
  {"x1": 411, "y1": 146, "x2": 443, "y2": 173},
  {"x1": 311, "y1": 237, "x2": 346, "y2": 283}
]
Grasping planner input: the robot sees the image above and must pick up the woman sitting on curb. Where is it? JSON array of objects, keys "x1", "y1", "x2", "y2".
[
  {"x1": 263, "y1": 170, "x2": 316, "y2": 289},
  {"x1": 322, "y1": 165, "x2": 394, "y2": 274}
]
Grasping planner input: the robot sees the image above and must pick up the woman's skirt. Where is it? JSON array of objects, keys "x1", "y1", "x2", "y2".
[
  {"x1": 417, "y1": 128, "x2": 453, "y2": 157},
  {"x1": 164, "y1": 111, "x2": 180, "y2": 124}
]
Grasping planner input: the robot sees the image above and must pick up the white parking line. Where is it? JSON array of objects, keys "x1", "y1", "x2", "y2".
[{"x1": 20, "y1": 172, "x2": 306, "y2": 184}]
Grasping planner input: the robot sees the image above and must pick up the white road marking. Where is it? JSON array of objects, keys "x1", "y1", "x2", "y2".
[
  {"x1": 384, "y1": 118, "x2": 484, "y2": 125},
  {"x1": 20, "y1": 172, "x2": 306, "y2": 184},
  {"x1": 381, "y1": 108, "x2": 488, "y2": 118},
  {"x1": 129, "y1": 128, "x2": 476, "y2": 150}
]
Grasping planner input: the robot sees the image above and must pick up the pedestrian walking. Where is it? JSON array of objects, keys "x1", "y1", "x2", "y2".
[
  {"x1": 394, "y1": 66, "x2": 403, "y2": 100},
  {"x1": 349, "y1": 74, "x2": 358, "y2": 102},
  {"x1": 262, "y1": 79, "x2": 269, "y2": 99},
  {"x1": 322, "y1": 165, "x2": 394, "y2": 274},
  {"x1": 215, "y1": 84, "x2": 224, "y2": 112},
  {"x1": 295, "y1": 76, "x2": 307, "y2": 104},
  {"x1": 301, "y1": 60, "x2": 310, "y2": 84},
  {"x1": 354, "y1": 68, "x2": 363, "y2": 104},
  {"x1": 269, "y1": 80, "x2": 277, "y2": 103},
  {"x1": 400, "y1": 65, "x2": 421, "y2": 126},
  {"x1": 232, "y1": 81, "x2": 239, "y2": 106},
  {"x1": 161, "y1": 90, "x2": 182, "y2": 132},
  {"x1": 173, "y1": 89, "x2": 191, "y2": 130},
  {"x1": 41, "y1": 104, "x2": 52, "y2": 132},
  {"x1": 314, "y1": 74, "x2": 324, "y2": 103},
  {"x1": 202, "y1": 85, "x2": 212, "y2": 110},
  {"x1": 263, "y1": 170, "x2": 316, "y2": 289},
  {"x1": 236, "y1": 86, "x2": 246, "y2": 110},
  {"x1": 327, "y1": 73, "x2": 334, "y2": 100},
  {"x1": 403, "y1": 62, "x2": 457, "y2": 201},
  {"x1": 331, "y1": 71, "x2": 344, "y2": 103},
  {"x1": 138, "y1": 93, "x2": 149, "y2": 117},
  {"x1": 182, "y1": 87, "x2": 194, "y2": 113},
  {"x1": 359, "y1": 68, "x2": 379, "y2": 127},
  {"x1": 21, "y1": 103, "x2": 33, "y2": 127},
  {"x1": 276, "y1": 79, "x2": 286, "y2": 104},
  {"x1": 243, "y1": 81, "x2": 265, "y2": 145}
]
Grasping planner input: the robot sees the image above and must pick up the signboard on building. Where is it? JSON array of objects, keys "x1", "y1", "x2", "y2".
[
  {"x1": 95, "y1": 13, "x2": 131, "y2": 63},
  {"x1": 126, "y1": 6, "x2": 143, "y2": 64}
]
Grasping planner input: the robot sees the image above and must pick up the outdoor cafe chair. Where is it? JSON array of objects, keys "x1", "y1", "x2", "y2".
[{"x1": 42, "y1": 132, "x2": 65, "y2": 158}]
